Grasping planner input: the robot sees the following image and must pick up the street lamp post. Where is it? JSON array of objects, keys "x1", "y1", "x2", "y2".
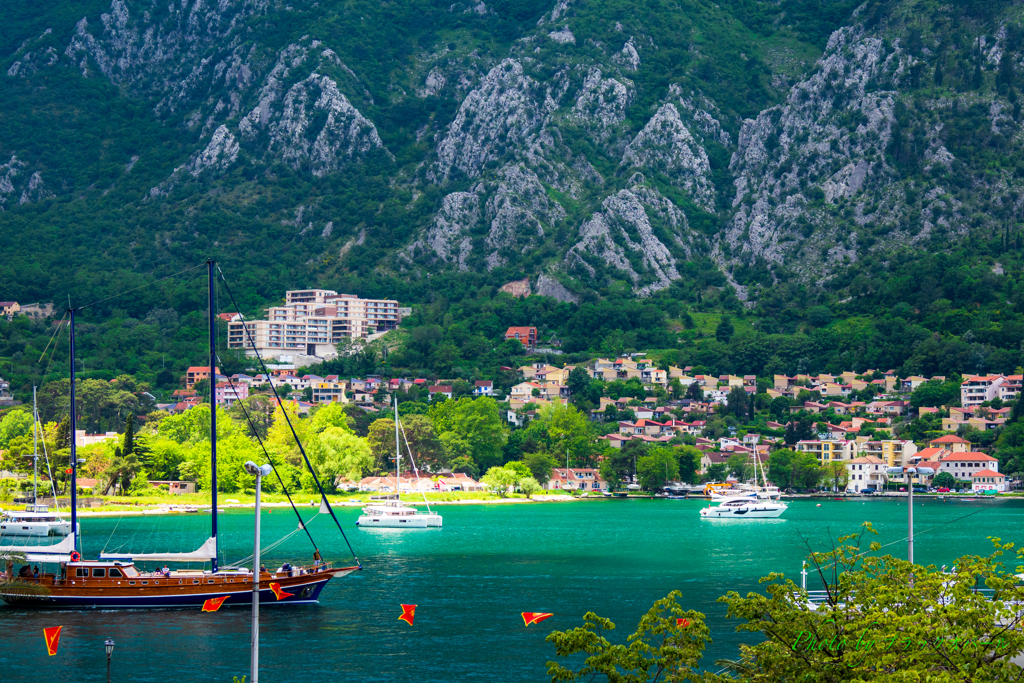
[
  {"x1": 104, "y1": 638, "x2": 115, "y2": 683},
  {"x1": 887, "y1": 459, "x2": 935, "y2": 565},
  {"x1": 244, "y1": 461, "x2": 273, "y2": 683}
]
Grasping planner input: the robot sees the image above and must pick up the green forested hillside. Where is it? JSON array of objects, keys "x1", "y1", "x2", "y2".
[{"x1": 3, "y1": 0, "x2": 1024, "y2": 399}]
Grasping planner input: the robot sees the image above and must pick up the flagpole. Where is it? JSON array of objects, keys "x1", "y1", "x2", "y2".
[{"x1": 245, "y1": 461, "x2": 271, "y2": 683}]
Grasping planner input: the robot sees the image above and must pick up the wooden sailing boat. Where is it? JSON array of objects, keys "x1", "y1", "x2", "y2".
[{"x1": 0, "y1": 262, "x2": 360, "y2": 608}]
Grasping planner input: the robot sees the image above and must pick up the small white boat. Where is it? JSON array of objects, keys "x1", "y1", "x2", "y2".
[
  {"x1": 700, "y1": 498, "x2": 787, "y2": 519},
  {"x1": 356, "y1": 497, "x2": 443, "y2": 528},
  {"x1": 0, "y1": 505, "x2": 72, "y2": 537},
  {"x1": 357, "y1": 397, "x2": 442, "y2": 530}
]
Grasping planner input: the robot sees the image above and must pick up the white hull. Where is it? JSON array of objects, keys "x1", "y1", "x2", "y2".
[
  {"x1": 356, "y1": 513, "x2": 442, "y2": 528},
  {"x1": 0, "y1": 520, "x2": 72, "y2": 537},
  {"x1": 700, "y1": 503, "x2": 787, "y2": 519}
]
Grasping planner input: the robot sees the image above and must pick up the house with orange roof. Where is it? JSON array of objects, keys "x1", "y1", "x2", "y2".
[
  {"x1": 972, "y1": 469, "x2": 1007, "y2": 493},
  {"x1": 504, "y1": 326, "x2": 537, "y2": 350},
  {"x1": 938, "y1": 451, "x2": 999, "y2": 482},
  {"x1": 961, "y1": 375, "x2": 1006, "y2": 407},
  {"x1": 928, "y1": 435, "x2": 971, "y2": 453}
]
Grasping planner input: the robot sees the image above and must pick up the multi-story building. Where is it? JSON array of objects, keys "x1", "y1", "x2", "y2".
[
  {"x1": 185, "y1": 366, "x2": 221, "y2": 390},
  {"x1": 214, "y1": 381, "x2": 248, "y2": 407},
  {"x1": 845, "y1": 456, "x2": 888, "y2": 493},
  {"x1": 857, "y1": 440, "x2": 918, "y2": 468},
  {"x1": 938, "y1": 452, "x2": 999, "y2": 482},
  {"x1": 960, "y1": 375, "x2": 1006, "y2": 407},
  {"x1": 504, "y1": 326, "x2": 537, "y2": 349},
  {"x1": 227, "y1": 290, "x2": 401, "y2": 362},
  {"x1": 795, "y1": 439, "x2": 858, "y2": 464},
  {"x1": 311, "y1": 381, "x2": 349, "y2": 405}
]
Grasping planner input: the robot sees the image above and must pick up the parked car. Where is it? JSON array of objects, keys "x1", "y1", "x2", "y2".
[
  {"x1": 937, "y1": 487, "x2": 951, "y2": 493},
  {"x1": 861, "y1": 487, "x2": 877, "y2": 495}
]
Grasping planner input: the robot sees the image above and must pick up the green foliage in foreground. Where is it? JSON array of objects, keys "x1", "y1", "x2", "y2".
[{"x1": 545, "y1": 524, "x2": 1024, "y2": 681}]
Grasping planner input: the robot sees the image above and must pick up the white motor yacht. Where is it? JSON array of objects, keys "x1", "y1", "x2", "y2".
[
  {"x1": 700, "y1": 497, "x2": 787, "y2": 519},
  {"x1": 356, "y1": 497, "x2": 443, "y2": 528},
  {"x1": 0, "y1": 505, "x2": 73, "y2": 537}
]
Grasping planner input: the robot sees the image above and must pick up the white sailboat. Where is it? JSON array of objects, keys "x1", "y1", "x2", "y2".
[
  {"x1": 356, "y1": 398, "x2": 442, "y2": 529},
  {"x1": 0, "y1": 387, "x2": 71, "y2": 538}
]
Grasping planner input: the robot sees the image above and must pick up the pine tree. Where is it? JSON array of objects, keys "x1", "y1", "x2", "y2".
[{"x1": 122, "y1": 413, "x2": 135, "y2": 457}]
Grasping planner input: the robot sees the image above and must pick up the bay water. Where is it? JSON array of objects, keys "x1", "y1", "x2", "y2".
[{"x1": 1, "y1": 497, "x2": 1021, "y2": 681}]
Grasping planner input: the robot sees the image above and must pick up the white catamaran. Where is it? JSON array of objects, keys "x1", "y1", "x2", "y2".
[{"x1": 356, "y1": 398, "x2": 442, "y2": 529}]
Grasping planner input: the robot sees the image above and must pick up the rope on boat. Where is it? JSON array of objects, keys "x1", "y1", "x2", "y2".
[
  {"x1": 397, "y1": 415, "x2": 434, "y2": 514},
  {"x1": 217, "y1": 266, "x2": 361, "y2": 568},
  {"x1": 227, "y1": 515, "x2": 320, "y2": 567},
  {"x1": 217, "y1": 368, "x2": 322, "y2": 552}
]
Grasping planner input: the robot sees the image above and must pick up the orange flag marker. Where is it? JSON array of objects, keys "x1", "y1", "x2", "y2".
[
  {"x1": 398, "y1": 604, "x2": 417, "y2": 626},
  {"x1": 676, "y1": 618, "x2": 690, "y2": 627},
  {"x1": 43, "y1": 626, "x2": 62, "y2": 656},
  {"x1": 202, "y1": 596, "x2": 229, "y2": 612},
  {"x1": 522, "y1": 612, "x2": 553, "y2": 627},
  {"x1": 269, "y1": 583, "x2": 294, "y2": 601}
]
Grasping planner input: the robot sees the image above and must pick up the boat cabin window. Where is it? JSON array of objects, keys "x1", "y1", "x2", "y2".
[
  {"x1": 108, "y1": 568, "x2": 123, "y2": 578},
  {"x1": 92, "y1": 568, "x2": 106, "y2": 578},
  {"x1": 76, "y1": 568, "x2": 89, "y2": 577}
]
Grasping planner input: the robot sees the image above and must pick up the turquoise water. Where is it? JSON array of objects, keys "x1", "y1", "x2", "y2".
[{"x1": 2, "y1": 497, "x2": 1022, "y2": 681}]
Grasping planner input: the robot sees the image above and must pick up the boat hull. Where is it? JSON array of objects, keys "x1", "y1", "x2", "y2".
[
  {"x1": 0, "y1": 521, "x2": 72, "y2": 537},
  {"x1": 356, "y1": 514, "x2": 442, "y2": 528},
  {"x1": 0, "y1": 566, "x2": 359, "y2": 609},
  {"x1": 700, "y1": 505, "x2": 787, "y2": 519}
]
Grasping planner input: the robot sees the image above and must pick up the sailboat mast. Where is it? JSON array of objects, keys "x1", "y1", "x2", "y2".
[
  {"x1": 32, "y1": 386, "x2": 37, "y2": 505},
  {"x1": 394, "y1": 396, "x2": 400, "y2": 496},
  {"x1": 208, "y1": 260, "x2": 218, "y2": 572},
  {"x1": 69, "y1": 308, "x2": 78, "y2": 552}
]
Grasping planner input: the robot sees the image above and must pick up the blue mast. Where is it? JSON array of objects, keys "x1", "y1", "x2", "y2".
[
  {"x1": 208, "y1": 260, "x2": 218, "y2": 572},
  {"x1": 69, "y1": 307, "x2": 78, "y2": 552}
]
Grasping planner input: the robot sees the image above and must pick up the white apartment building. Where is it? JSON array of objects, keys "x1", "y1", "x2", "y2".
[
  {"x1": 228, "y1": 289, "x2": 401, "y2": 362},
  {"x1": 845, "y1": 456, "x2": 888, "y2": 493},
  {"x1": 938, "y1": 452, "x2": 999, "y2": 481},
  {"x1": 960, "y1": 375, "x2": 1006, "y2": 407}
]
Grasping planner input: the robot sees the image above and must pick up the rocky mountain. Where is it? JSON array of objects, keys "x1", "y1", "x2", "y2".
[{"x1": 2, "y1": 0, "x2": 1024, "y2": 307}]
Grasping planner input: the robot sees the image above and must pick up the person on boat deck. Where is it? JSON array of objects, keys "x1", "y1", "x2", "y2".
[
  {"x1": 18, "y1": 565, "x2": 32, "y2": 578},
  {"x1": 260, "y1": 565, "x2": 266, "y2": 574},
  {"x1": 162, "y1": 565, "x2": 170, "y2": 577},
  {"x1": 313, "y1": 550, "x2": 323, "y2": 570},
  {"x1": 33, "y1": 566, "x2": 39, "y2": 579}
]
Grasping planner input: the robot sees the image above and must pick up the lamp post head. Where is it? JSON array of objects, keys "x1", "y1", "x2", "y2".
[
  {"x1": 244, "y1": 461, "x2": 273, "y2": 477},
  {"x1": 104, "y1": 638, "x2": 115, "y2": 656}
]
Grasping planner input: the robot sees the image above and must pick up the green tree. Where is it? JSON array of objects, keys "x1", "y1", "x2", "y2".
[
  {"x1": 702, "y1": 463, "x2": 726, "y2": 482},
  {"x1": 932, "y1": 471, "x2": 956, "y2": 489},
  {"x1": 524, "y1": 451, "x2": 557, "y2": 485},
  {"x1": 601, "y1": 441, "x2": 644, "y2": 489},
  {"x1": 637, "y1": 447, "x2": 680, "y2": 490},
  {"x1": 677, "y1": 445, "x2": 702, "y2": 483},
  {"x1": 910, "y1": 376, "x2": 962, "y2": 408},
  {"x1": 715, "y1": 316, "x2": 735, "y2": 343},
  {"x1": 451, "y1": 397, "x2": 506, "y2": 472},
  {"x1": 518, "y1": 476, "x2": 541, "y2": 499},
  {"x1": 726, "y1": 453, "x2": 752, "y2": 482},
  {"x1": 481, "y1": 465, "x2": 520, "y2": 497},
  {"x1": 366, "y1": 418, "x2": 397, "y2": 473},
  {"x1": 0, "y1": 410, "x2": 33, "y2": 449},
  {"x1": 715, "y1": 525, "x2": 1024, "y2": 680},
  {"x1": 545, "y1": 590, "x2": 709, "y2": 683},
  {"x1": 685, "y1": 382, "x2": 703, "y2": 400},
  {"x1": 316, "y1": 428, "x2": 373, "y2": 483}
]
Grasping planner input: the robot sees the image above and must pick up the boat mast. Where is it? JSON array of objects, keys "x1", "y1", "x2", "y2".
[
  {"x1": 32, "y1": 386, "x2": 38, "y2": 506},
  {"x1": 208, "y1": 260, "x2": 218, "y2": 572},
  {"x1": 69, "y1": 307, "x2": 78, "y2": 552},
  {"x1": 394, "y1": 396, "x2": 400, "y2": 498}
]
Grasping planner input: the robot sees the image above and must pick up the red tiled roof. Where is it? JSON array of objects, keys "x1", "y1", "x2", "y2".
[
  {"x1": 939, "y1": 452, "x2": 997, "y2": 462},
  {"x1": 972, "y1": 469, "x2": 1004, "y2": 477},
  {"x1": 931, "y1": 435, "x2": 970, "y2": 444}
]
